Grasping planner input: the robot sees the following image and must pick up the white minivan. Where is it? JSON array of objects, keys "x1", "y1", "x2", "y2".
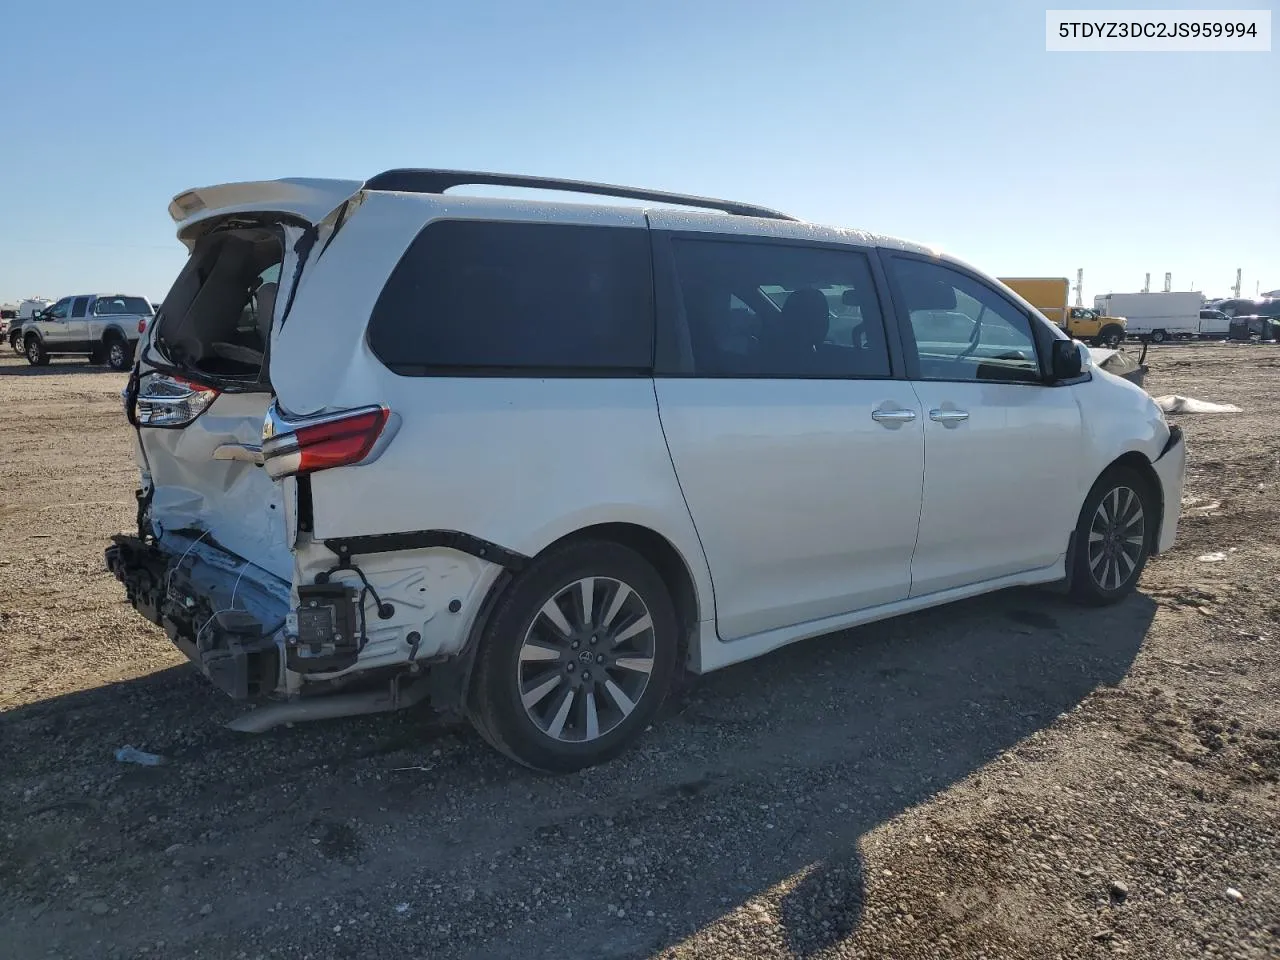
[{"x1": 107, "y1": 170, "x2": 1186, "y2": 771}]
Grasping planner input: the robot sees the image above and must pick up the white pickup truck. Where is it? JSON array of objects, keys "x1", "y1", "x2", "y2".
[{"x1": 21, "y1": 294, "x2": 154, "y2": 370}]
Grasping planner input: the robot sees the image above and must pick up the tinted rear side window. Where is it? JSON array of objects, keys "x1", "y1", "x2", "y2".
[
  {"x1": 666, "y1": 238, "x2": 891, "y2": 378},
  {"x1": 367, "y1": 220, "x2": 654, "y2": 375}
]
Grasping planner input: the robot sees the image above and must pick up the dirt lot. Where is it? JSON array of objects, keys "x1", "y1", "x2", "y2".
[{"x1": 1, "y1": 345, "x2": 1277, "y2": 960}]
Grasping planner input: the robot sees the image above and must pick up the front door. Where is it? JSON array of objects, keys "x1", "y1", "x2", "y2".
[
  {"x1": 652, "y1": 229, "x2": 924, "y2": 641},
  {"x1": 39, "y1": 297, "x2": 73, "y2": 347},
  {"x1": 883, "y1": 253, "x2": 1085, "y2": 597}
]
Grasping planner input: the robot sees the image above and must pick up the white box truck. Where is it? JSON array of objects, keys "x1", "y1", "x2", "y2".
[{"x1": 1092, "y1": 292, "x2": 1202, "y2": 343}]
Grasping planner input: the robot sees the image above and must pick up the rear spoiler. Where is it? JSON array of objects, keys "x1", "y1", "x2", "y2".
[{"x1": 169, "y1": 178, "x2": 362, "y2": 247}]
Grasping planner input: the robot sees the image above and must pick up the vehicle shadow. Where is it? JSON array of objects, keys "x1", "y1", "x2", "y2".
[
  {"x1": 0, "y1": 586, "x2": 1156, "y2": 960},
  {"x1": 0, "y1": 359, "x2": 120, "y2": 377}
]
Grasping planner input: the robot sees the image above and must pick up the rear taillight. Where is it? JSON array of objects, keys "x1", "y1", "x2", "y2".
[
  {"x1": 137, "y1": 318, "x2": 148, "y2": 334},
  {"x1": 261, "y1": 405, "x2": 390, "y2": 479},
  {"x1": 136, "y1": 374, "x2": 219, "y2": 428}
]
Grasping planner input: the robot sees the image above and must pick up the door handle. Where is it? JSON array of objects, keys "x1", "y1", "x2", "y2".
[
  {"x1": 929, "y1": 409, "x2": 970, "y2": 424},
  {"x1": 212, "y1": 442, "x2": 264, "y2": 465},
  {"x1": 871, "y1": 407, "x2": 918, "y2": 425}
]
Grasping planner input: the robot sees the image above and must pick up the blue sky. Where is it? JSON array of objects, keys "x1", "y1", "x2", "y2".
[{"x1": 1, "y1": 0, "x2": 1275, "y2": 304}]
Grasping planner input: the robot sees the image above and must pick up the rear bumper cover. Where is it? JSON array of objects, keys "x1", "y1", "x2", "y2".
[
  {"x1": 105, "y1": 534, "x2": 289, "y2": 700},
  {"x1": 1153, "y1": 425, "x2": 1186, "y2": 554}
]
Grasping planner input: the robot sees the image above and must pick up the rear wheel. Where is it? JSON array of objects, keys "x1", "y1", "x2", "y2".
[
  {"x1": 469, "y1": 540, "x2": 678, "y2": 772},
  {"x1": 1149, "y1": 329, "x2": 1167, "y2": 344},
  {"x1": 1069, "y1": 467, "x2": 1154, "y2": 606},
  {"x1": 104, "y1": 335, "x2": 130, "y2": 371},
  {"x1": 1097, "y1": 325, "x2": 1124, "y2": 348},
  {"x1": 25, "y1": 336, "x2": 49, "y2": 366}
]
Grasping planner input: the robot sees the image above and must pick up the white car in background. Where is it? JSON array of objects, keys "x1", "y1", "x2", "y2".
[{"x1": 106, "y1": 170, "x2": 1187, "y2": 772}]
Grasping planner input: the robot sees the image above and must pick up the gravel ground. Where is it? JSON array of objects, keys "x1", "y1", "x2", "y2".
[{"x1": 1, "y1": 345, "x2": 1277, "y2": 960}]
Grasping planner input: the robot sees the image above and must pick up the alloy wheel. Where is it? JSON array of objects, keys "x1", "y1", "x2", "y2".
[
  {"x1": 517, "y1": 576, "x2": 656, "y2": 743},
  {"x1": 109, "y1": 342, "x2": 127, "y2": 368},
  {"x1": 1088, "y1": 486, "x2": 1145, "y2": 590}
]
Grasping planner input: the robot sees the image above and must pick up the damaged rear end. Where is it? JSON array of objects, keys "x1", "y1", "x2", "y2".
[
  {"x1": 106, "y1": 529, "x2": 288, "y2": 699},
  {"x1": 108, "y1": 178, "x2": 514, "y2": 731},
  {"x1": 106, "y1": 179, "x2": 403, "y2": 717}
]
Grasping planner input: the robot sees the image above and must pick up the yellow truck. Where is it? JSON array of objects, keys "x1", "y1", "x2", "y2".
[{"x1": 999, "y1": 277, "x2": 1127, "y2": 347}]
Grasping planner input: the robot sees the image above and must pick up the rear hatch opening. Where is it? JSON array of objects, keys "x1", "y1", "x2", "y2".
[{"x1": 147, "y1": 225, "x2": 285, "y2": 386}]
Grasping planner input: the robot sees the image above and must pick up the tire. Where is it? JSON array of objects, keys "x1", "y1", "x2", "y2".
[
  {"x1": 25, "y1": 336, "x2": 49, "y2": 367},
  {"x1": 10, "y1": 331, "x2": 24, "y2": 354},
  {"x1": 104, "y1": 335, "x2": 130, "y2": 371},
  {"x1": 1096, "y1": 326, "x2": 1124, "y2": 348},
  {"x1": 1149, "y1": 329, "x2": 1167, "y2": 344},
  {"x1": 469, "y1": 539, "x2": 679, "y2": 773},
  {"x1": 1069, "y1": 467, "x2": 1154, "y2": 606}
]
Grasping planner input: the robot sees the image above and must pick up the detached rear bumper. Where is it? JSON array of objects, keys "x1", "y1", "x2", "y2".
[
  {"x1": 1153, "y1": 425, "x2": 1186, "y2": 554},
  {"x1": 105, "y1": 534, "x2": 289, "y2": 700}
]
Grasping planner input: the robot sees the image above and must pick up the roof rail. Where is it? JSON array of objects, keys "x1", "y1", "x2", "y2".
[{"x1": 361, "y1": 168, "x2": 796, "y2": 221}]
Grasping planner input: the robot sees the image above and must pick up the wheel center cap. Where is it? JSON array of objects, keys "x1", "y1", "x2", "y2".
[{"x1": 577, "y1": 650, "x2": 594, "y2": 665}]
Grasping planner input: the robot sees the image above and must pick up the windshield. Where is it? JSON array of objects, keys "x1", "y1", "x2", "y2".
[{"x1": 94, "y1": 296, "x2": 153, "y2": 316}]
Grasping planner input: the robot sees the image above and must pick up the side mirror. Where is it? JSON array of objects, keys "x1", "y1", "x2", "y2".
[{"x1": 1051, "y1": 339, "x2": 1084, "y2": 380}]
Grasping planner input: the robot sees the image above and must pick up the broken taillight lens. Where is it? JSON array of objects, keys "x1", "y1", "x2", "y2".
[
  {"x1": 261, "y1": 405, "x2": 390, "y2": 479},
  {"x1": 136, "y1": 374, "x2": 219, "y2": 428}
]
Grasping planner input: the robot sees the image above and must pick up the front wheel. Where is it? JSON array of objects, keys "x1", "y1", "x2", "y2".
[
  {"x1": 469, "y1": 540, "x2": 679, "y2": 772},
  {"x1": 1149, "y1": 329, "x2": 1167, "y2": 344},
  {"x1": 25, "y1": 337, "x2": 49, "y2": 366},
  {"x1": 1069, "y1": 467, "x2": 1154, "y2": 606}
]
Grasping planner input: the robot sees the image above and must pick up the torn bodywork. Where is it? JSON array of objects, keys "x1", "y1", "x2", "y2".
[
  {"x1": 104, "y1": 527, "x2": 498, "y2": 729},
  {"x1": 105, "y1": 533, "x2": 288, "y2": 700}
]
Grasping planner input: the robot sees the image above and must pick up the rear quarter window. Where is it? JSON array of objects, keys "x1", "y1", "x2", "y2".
[
  {"x1": 367, "y1": 220, "x2": 654, "y2": 375},
  {"x1": 93, "y1": 296, "x2": 153, "y2": 316}
]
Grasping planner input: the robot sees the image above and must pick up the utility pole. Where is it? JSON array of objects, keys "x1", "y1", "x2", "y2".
[
  {"x1": 1073, "y1": 269, "x2": 1084, "y2": 307},
  {"x1": 1233, "y1": 269, "x2": 1242, "y2": 298}
]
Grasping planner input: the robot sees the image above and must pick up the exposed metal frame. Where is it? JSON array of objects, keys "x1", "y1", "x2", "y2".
[{"x1": 361, "y1": 168, "x2": 796, "y2": 221}]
